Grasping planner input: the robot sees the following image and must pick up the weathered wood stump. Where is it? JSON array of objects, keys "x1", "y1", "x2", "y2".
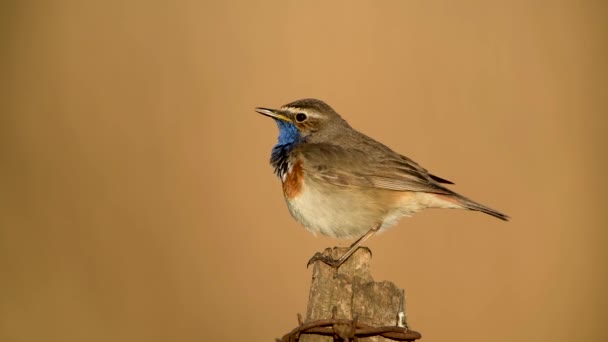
[{"x1": 296, "y1": 247, "x2": 420, "y2": 342}]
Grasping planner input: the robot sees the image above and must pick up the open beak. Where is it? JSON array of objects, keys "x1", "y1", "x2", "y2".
[{"x1": 255, "y1": 107, "x2": 292, "y2": 122}]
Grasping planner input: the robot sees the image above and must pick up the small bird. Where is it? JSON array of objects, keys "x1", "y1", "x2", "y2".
[{"x1": 256, "y1": 99, "x2": 508, "y2": 268}]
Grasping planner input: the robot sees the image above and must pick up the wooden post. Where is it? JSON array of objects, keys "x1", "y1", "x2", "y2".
[{"x1": 296, "y1": 247, "x2": 421, "y2": 342}]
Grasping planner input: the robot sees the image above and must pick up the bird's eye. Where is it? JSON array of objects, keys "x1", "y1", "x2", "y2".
[{"x1": 295, "y1": 113, "x2": 307, "y2": 122}]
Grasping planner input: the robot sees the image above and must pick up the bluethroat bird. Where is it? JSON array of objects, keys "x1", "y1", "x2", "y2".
[{"x1": 256, "y1": 99, "x2": 509, "y2": 268}]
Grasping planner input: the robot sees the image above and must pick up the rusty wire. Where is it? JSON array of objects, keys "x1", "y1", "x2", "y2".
[{"x1": 277, "y1": 307, "x2": 421, "y2": 342}]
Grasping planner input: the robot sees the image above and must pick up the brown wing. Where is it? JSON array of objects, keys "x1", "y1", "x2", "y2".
[{"x1": 294, "y1": 143, "x2": 453, "y2": 195}]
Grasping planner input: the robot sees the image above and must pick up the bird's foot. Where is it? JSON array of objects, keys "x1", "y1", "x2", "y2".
[{"x1": 306, "y1": 250, "x2": 342, "y2": 269}]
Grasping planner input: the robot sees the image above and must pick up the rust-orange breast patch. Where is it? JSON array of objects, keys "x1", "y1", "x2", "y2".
[{"x1": 283, "y1": 160, "x2": 304, "y2": 198}]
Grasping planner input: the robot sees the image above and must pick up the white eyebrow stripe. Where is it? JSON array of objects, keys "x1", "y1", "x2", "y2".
[{"x1": 280, "y1": 107, "x2": 298, "y2": 112}]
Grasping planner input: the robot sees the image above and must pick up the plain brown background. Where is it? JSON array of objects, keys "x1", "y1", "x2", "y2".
[{"x1": 1, "y1": 1, "x2": 607, "y2": 341}]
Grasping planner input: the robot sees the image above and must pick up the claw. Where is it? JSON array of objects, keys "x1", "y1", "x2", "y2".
[
  {"x1": 306, "y1": 252, "x2": 341, "y2": 269},
  {"x1": 306, "y1": 252, "x2": 324, "y2": 268}
]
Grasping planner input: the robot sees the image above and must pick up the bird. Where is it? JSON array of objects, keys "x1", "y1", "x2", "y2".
[{"x1": 255, "y1": 98, "x2": 509, "y2": 268}]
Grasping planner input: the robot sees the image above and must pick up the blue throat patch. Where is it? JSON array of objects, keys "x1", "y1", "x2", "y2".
[{"x1": 270, "y1": 120, "x2": 300, "y2": 177}]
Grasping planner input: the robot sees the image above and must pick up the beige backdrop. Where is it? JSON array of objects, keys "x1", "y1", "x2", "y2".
[{"x1": 1, "y1": 1, "x2": 607, "y2": 342}]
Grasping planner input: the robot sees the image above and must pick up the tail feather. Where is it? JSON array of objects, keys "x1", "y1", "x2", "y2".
[
  {"x1": 455, "y1": 194, "x2": 510, "y2": 221},
  {"x1": 429, "y1": 173, "x2": 454, "y2": 184}
]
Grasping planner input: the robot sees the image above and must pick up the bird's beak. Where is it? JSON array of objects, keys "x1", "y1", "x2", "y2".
[{"x1": 255, "y1": 107, "x2": 292, "y2": 122}]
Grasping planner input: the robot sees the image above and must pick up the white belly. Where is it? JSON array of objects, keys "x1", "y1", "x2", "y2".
[{"x1": 284, "y1": 179, "x2": 428, "y2": 239}]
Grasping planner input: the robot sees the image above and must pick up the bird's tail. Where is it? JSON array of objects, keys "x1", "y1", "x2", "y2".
[{"x1": 453, "y1": 193, "x2": 510, "y2": 221}]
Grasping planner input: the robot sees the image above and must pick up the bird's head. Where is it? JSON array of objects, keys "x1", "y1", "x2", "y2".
[{"x1": 255, "y1": 98, "x2": 348, "y2": 145}]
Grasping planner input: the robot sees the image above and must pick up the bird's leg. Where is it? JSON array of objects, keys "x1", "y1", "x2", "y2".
[{"x1": 307, "y1": 223, "x2": 381, "y2": 269}]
